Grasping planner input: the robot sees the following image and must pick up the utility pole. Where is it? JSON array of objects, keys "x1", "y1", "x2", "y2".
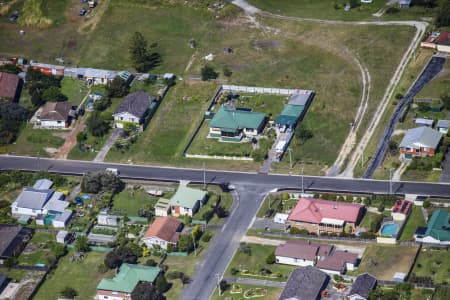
[
  {"x1": 192, "y1": 234, "x2": 197, "y2": 257},
  {"x1": 301, "y1": 163, "x2": 305, "y2": 194},
  {"x1": 37, "y1": 151, "x2": 40, "y2": 171},
  {"x1": 361, "y1": 146, "x2": 364, "y2": 169},
  {"x1": 288, "y1": 147, "x2": 292, "y2": 169},
  {"x1": 389, "y1": 167, "x2": 394, "y2": 195},
  {"x1": 203, "y1": 162, "x2": 206, "y2": 190}
]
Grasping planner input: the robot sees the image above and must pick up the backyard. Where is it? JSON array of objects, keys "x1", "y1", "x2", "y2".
[
  {"x1": 351, "y1": 244, "x2": 419, "y2": 280},
  {"x1": 60, "y1": 77, "x2": 89, "y2": 106},
  {"x1": 399, "y1": 206, "x2": 426, "y2": 241},
  {"x1": 18, "y1": 232, "x2": 57, "y2": 267},
  {"x1": 225, "y1": 243, "x2": 295, "y2": 282},
  {"x1": 411, "y1": 248, "x2": 450, "y2": 285},
  {"x1": 34, "y1": 250, "x2": 114, "y2": 300}
]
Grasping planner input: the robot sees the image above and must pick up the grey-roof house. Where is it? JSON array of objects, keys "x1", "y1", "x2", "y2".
[
  {"x1": 436, "y1": 120, "x2": 450, "y2": 134},
  {"x1": 279, "y1": 266, "x2": 329, "y2": 300},
  {"x1": 399, "y1": 127, "x2": 442, "y2": 159},
  {"x1": 0, "y1": 224, "x2": 32, "y2": 260},
  {"x1": 348, "y1": 273, "x2": 377, "y2": 300},
  {"x1": 113, "y1": 91, "x2": 155, "y2": 130},
  {"x1": 11, "y1": 187, "x2": 54, "y2": 216}
]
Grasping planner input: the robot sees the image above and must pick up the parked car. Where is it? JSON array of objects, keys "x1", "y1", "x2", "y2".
[
  {"x1": 79, "y1": 9, "x2": 87, "y2": 16},
  {"x1": 9, "y1": 11, "x2": 19, "y2": 22}
]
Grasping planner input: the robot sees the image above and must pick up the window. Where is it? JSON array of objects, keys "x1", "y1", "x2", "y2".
[
  {"x1": 415, "y1": 148, "x2": 420, "y2": 153},
  {"x1": 57, "y1": 121, "x2": 62, "y2": 124},
  {"x1": 120, "y1": 117, "x2": 123, "y2": 121},
  {"x1": 103, "y1": 297, "x2": 108, "y2": 299},
  {"x1": 131, "y1": 118, "x2": 135, "y2": 122}
]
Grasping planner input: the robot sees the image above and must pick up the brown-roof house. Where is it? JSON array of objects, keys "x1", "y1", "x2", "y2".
[
  {"x1": 141, "y1": 216, "x2": 183, "y2": 250},
  {"x1": 0, "y1": 72, "x2": 21, "y2": 102},
  {"x1": 37, "y1": 102, "x2": 75, "y2": 129},
  {"x1": 316, "y1": 250, "x2": 359, "y2": 275},
  {"x1": 275, "y1": 240, "x2": 334, "y2": 267}
]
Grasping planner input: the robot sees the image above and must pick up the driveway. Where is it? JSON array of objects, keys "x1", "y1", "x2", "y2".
[
  {"x1": 251, "y1": 218, "x2": 286, "y2": 231},
  {"x1": 93, "y1": 128, "x2": 122, "y2": 162}
]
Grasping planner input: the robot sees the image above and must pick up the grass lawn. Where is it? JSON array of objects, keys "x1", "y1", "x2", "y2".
[
  {"x1": 411, "y1": 248, "x2": 450, "y2": 285},
  {"x1": 61, "y1": 77, "x2": 89, "y2": 106},
  {"x1": 359, "y1": 211, "x2": 382, "y2": 230},
  {"x1": 112, "y1": 187, "x2": 168, "y2": 216},
  {"x1": 416, "y1": 59, "x2": 450, "y2": 99},
  {"x1": 7, "y1": 124, "x2": 65, "y2": 157},
  {"x1": 191, "y1": 184, "x2": 234, "y2": 226},
  {"x1": 225, "y1": 243, "x2": 295, "y2": 282},
  {"x1": 401, "y1": 169, "x2": 442, "y2": 182},
  {"x1": 34, "y1": 250, "x2": 114, "y2": 300},
  {"x1": 399, "y1": 206, "x2": 426, "y2": 241},
  {"x1": 351, "y1": 244, "x2": 419, "y2": 280},
  {"x1": 18, "y1": 232, "x2": 55, "y2": 266},
  {"x1": 410, "y1": 289, "x2": 435, "y2": 300},
  {"x1": 211, "y1": 283, "x2": 281, "y2": 300}
]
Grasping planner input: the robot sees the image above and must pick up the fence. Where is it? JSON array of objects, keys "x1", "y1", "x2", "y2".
[
  {"x1": 222, "y1": 85, "x2": 305, "y2": 95},
  {"x1": 185, "y1": 153, "x2": 254, "y2": 161},
  {"x1": 167, "y1": 252, "x2": 188, "y2": 257}
]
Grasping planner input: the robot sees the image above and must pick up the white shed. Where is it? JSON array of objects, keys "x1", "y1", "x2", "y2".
[
  {"x1": 56, "y1": 230, "x2": 70, "y2": 244},
  {"x1": 273, "y1": 213, "x2": 289, "y2": 224}
]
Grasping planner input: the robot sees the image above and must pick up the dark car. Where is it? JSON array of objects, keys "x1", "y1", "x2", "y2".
[
  {"x1": 79, "y1": 9, "x2": 87, "y2": 16},
  {"x1": 9, "y1": 11, "x2": 19, "y2": 22}
]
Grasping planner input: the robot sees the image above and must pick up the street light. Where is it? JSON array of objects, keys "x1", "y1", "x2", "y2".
[{"x1": 301, "y1": 163, "x2": 305, "y2": 194}]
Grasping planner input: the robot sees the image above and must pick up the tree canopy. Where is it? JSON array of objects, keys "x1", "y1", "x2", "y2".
[
  {"x1": 86, "y1": 111, "x2": 110, "y2": 137},
  {"x1": 41, "y1": 86, "x2": 68, "y2": 102},
  {"x1": 81, "y1": 171, "x2": 124, "y2": 194},
  {"x1": 129, "y1": 32, "x2": 161, "y2": 72},
  {"x1": 131, "y1": 282, "x2": 166, "y2": 300},
  {"x1": 106, "y1": 77, "x2": 129, "y2": 98}
]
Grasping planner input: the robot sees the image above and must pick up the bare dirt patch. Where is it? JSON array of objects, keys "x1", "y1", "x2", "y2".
[{"x1": 250, "y1": 39, "x2": 280, "y2": 50}]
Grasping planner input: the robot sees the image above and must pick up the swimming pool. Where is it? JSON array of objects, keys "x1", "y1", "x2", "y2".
[{"x1": 380, "y1": 223, "x2": 399, "y2": 236}]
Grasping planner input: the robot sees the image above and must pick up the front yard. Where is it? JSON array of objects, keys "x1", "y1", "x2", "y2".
[
  {"x1": 399, "y1": 206, "x2": 426, "y2": 241},
  {"x1": 350, "y1": 244, "x2": 419, "y2": 280},
  {"x1": 211, "y1": 283, "x2": 281, "y2": 300}
]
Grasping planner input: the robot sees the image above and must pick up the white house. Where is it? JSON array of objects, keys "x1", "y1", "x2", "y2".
[
  {"x1": 154, "y1": 198, "x2": 170, "y2": 217},
  {"x1": 414, "y1": 210, "x2": 450, "y2": 245},
  {"x1": 36, "y1": 102, "x2": 74, "y2": 129},
  {"x1": 437, "y1": 120, "x2": 450, "y2": 134},
  {"x1": 141, "y1": 217, "x2": 182, "y2": 250},
  {"x1": 97, "y1": 208, "x2": 119, "y2": 226},
  {"x1": 275, "y1": 240, "x2": 334, "y2": 267},
  {"x1": 56, "y1": 230, "x2": 71, "y2": 244},
  {"x1": 316, "y1": 250, "x2": 359, "y2": 275},
  {"x1": 169, "y1": 185, "x2": 207, "y2": 217},
  {"x1": 113, "y1": 92, "x2": 155, "y2": 130},
  {"x1": 273, "y1": 213, "x2": 289, "y2": 224}
]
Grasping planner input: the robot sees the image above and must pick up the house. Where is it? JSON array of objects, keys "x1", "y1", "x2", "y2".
[
  {"x1": 279, "y1": 266, "x2": 329, "y2": 300},
  {"x1": 208, "y1": 107, "x2": 266, "y2": 141},
  {"x1": 0, "y1": 274, "x2": 8, "y2": 294},
  {"x1": 97, "y1": 208, "x2": 119, "y2": 226},
  {"x1": 399, "y1": 127, "x2": 442, "y2": 159},
  {"x1": 154, "y1": 198, "x2": 171, "y2": 217},
  {"x1": 391, "y1": 200, "x2": 412, "y2": 221},
  {"x1": 141, "y1": 216, "x2": 183, "y2": 250},
  {"x1": 96, "y1": 264, "x2": 160, "y2": 300},
  {"x1": 0, "y1": 224, "x2": 32, "y2": 263},
  {"x1": 414, "y1": 118, "x2": 434, "y2": 127},
  {"x1": 275, "y1": 240, "x2": 333, "y2": 267},
  {"x1": 414, "y1": 209, "x2": 450, "y2": 245},
  {"x1": 316, "y1": 250, "x2": 359, "y2": 275},
  {"x1": 37, "y1": 102, "x2": 74, "y2": 129},
  {"x1": 169, "y1": 185, "x2": 207, "y2": 217},
  {"x1": 421, "y1": 32, "x2": 450, "y2": 54},
  {"x1": 275, "y1": 90, "x2": 314, "y2": 131},
  {"x1": 113, "y1": 91, "x2": 155, "y2": 130},
  {"x1": 64, "y1": 67, "x2": 116, "y2": 85},
  {"x1": 348, "y1": 273, "x2": 377, "y2": 300},
  {"x1": 56, "y1": 230, "x2": 71, "y2": 244},
  {"x1": 30, "y1": 62, "x2": 64, "y2": 76},
  {"x1": 436, "y1": 120, "x2": 450, "y2": 134},
  {"x1": 398, "y1": 0, "x2": 411, "y2": 8},
  {"x1": 288, "y1": 198, "x2": 364, "y2": 234},
  {"x1": 0, "y1": 72, "x2": 20, "y2": 102},
  {"x1": 11, "y1": 179, "x2": 72, "y2": 227}
]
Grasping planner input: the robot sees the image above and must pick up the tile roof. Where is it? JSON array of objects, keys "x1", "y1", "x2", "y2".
[
  {"x1": 39, "y1": 102, "x2": 73, "y2": 121},
  {"x1": 114, "y1": 91, "x2": 154, "y2": 119},
  {"x1": 143, "y1": 216, "x2": 182, "y2": 243},
  {"x1": 0, "y1": 72, "x2": 20, "y2": 99},
  {"x1": 399, "y1": 127, "x2": 442, "y2": 149},
  {"x1": 170, "y1": 185, "x2": 207, "y2": 209},
  {"x1": 288, "y1": 198, "x2": 363, "y2": 224},
  {"x1": 436, "y1": 31, "x2": 450, "y2": 46},
  {"x1": 424, "y1": 209, "x2": 450, "y2": 241},
  {"x1": 209, "y1": 107, "x2": 266, "y2": 132},
  {"x1": 348, "y1": 273, "x2": 377, "y2": 299},
  {"x1": 279, "y1": 266, "x2": 329, "y2": 300},
  {"x1": 392, "y1": 200, "x2": 412, "y2": 215},
  {"x1": 97, "y1": 264, "x2": 160, "y2": 293},
  {"x1": 275, "y1": 240, "x2": 333, "y2": 261},
  {"x1": 316, "y1": 250, "x2": 358, "y2": 272}
]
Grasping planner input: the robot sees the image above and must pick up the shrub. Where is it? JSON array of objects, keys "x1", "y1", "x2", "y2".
[
  {"x1": 201, "y1": 231, "x2": 212, "y2": 243},
  {"x1": 201, "y1": 65, "x2": 218, "y2": 81},
  {"x1": 60, "y1": 287, "x2": 77, "y2": 299},
  {"x1": 239, "y1": 242, "x2": 251, "y2": 255},
  {"x1": 422, "y1": 200, "x2": 431, "y2": 208},
  {"x1": 231, "y1": 267, "x2": 239, "y2": 275},
  {"x1": 386, "y1": 6, "x2": 400, "y2": 14},
  {"x1": 290, "y1": 227, "x2": 310, "y2": 235},
  {"x1": 266, "y1": 252, "x2": 276, "y2": 264},
  {"x1": 395, "y1": 93, "x2": 404, "y2": 99}
]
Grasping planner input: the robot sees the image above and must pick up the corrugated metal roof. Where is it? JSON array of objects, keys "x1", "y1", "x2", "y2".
[
  {"x1": 399, "y1": 127, "x2": 442, "y2": 149},
  {"x1": 15, "y1": 188, "x2": 53, "y2": 210},
  {"x1": 97, "y1": 264, "x2": 160, "y2": 293},
  {"x1": 437, "y1": 119, "x2": 450, "y2": 128},
  {"x1": 209, "y1": 107, "x2": 266, "y2": 131},
  {"x1": 170, "y1": 185, "x2": 207, "y2": 209}
]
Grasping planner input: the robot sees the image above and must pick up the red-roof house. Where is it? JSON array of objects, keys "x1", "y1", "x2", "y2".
[
  {"x1": 288, "y1": 198, "x2": 364, "y2": 234},
  {"x1": 391, "y1": 200, "x2": 412, "y2": 221},
  {"x1": 141, "y1": 217, "x2": 183, "y2": 250},
  {"x1": 420, "y1": 32, "x2": 450, "y2": 54},
  {"x1": 0, "y1": 72, "x2": 20, "y2": 102}
]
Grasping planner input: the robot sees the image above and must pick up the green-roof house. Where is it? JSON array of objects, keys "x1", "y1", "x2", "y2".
[
  {"x1": 209, "y1": 107, "x2": 266, "y2": 142},
  {"x1": 96, "y1": 263, "x2": 160, "y2": 300},
  {"x1": 414, "y1": 209, "x2": 450, "y2": 245},
  {"x1": 170, "y1": 185, "x2": 207, "y2": 217}
]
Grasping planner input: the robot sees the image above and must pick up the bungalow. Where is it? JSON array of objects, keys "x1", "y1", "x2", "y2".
[
  {"x1": 154, "y1": 198, "x2": 171, "y2": 217},
  {"x1": 316, "y1": 250, "x2": 359, "y2": 275},
  {"x1": 398, "y1": 0, "x2": 411, "y2": 8},
  {"x1": 36, "y1": 102, "x2": 75, "y2": 129},
  {"x1": 30, "y1": 62, "x2": 64, "y2": 76},
  {"x1": 11, "y1": 179, "x2": 72, "y2": 227},
  {"x1": 113, "y1": 91, "x2": 155, "y2": 130},
  {"x1": 391, "y1": 199, "x2": 412, "y2": 221},
  {"x1": 421, "y1": 32, "x2": 450, "y2": 54},
  {"x1": 414, "y1": 118, "x2": 434, "y2": 127},
  {"x1": 348, "y1": 273, "x2": 377, "y2": 300},
  {"x1": 436, "y1": 120, "x2": 450, "y2": 134},
  {"x1": 0, "y1": 72, "x2": 20, "y2": 102},
  {"x1": 141, "y1": 216, "x2": 183, "y2": 250},
  {"x1": 275, "y1": 90, "x2": 314, "y2": 131},
  {"x1": 275, "y1": 240, "x2": 333, "y2": 267},
  {"x1": 56, "y1": 230, "x2": 71, "y2": 244},
  {"x1": 208, "y1": 107, "x2": 266, "y2": 141},
  {"x1": 279, "y1": 266, "x2": 329, "y2": 300},
  {"x1": 0, "y1": 224, "x2": 32, "y2": 263},
  {"x1": 169, "y1": 185, "x2": 207, "y2": 217},
  {"x1": 97, "y1": 208, "x2": 119, "y2": 226},
  {"x1": 415, "y1": 209, "x2": 450, "y2": 245},
  {"x1": 399, "y1": 127, "x2": 442, "y2": 159},
  {"x1": 288, "y1": 198, "x2": 364, "y2": 234},
  {"x1": 64, "y1": 67, "x2": 116, "y2": 85},
  {"x1": 96, "y1": 264, "x2": 160, "y2": 300}
]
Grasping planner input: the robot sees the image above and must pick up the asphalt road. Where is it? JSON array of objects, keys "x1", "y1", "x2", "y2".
[{"x1": 364, "y1": 56, "x2": 447, "y2": 178}]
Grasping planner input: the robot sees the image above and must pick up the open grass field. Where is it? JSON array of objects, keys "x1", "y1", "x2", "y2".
[
  {"x1": 7, "y1": 124, "x2": 65, "y2": 157},
  {"x1": 211, "y1": 283, "x2": 281, "y2": 300},
  {"x1": 112, "y1": 187, "x2": 167, "y2": 216},
  {"x1": 34, "y1": 250, "x2": 114, "y2": 300},
  {"x1": 351, "y1": 244, "x2": 419, "y2": 280},
  {"x1": 411, "y1": 248, "x2": 450, "y2": 285},
  {"x1": 225, "y1": 243, "x2": 295, "y2": 282},
  {"x1": 399, "y1": 206, "x2": 426, "y2": 241}
]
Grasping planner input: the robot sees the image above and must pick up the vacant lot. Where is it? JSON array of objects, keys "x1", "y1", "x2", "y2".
[
  {"x1": 399, "y1": 206, "x2": 426, "y2": 241},
  {"x1": 112, "y1": 187, "x2": 171, "y2": 216},
  {"x1": 34, "y1": 250, "x2": 114, "y2": 300},
  {"x1": 352, "y1": 244, "x2": 419, "y2": 280},
  {"x1": 411, "y1": 248, "x2": 450, "y2": 285},
  {"x1": 416, "y1": 59, "x2": 450, "y2": 99}
]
